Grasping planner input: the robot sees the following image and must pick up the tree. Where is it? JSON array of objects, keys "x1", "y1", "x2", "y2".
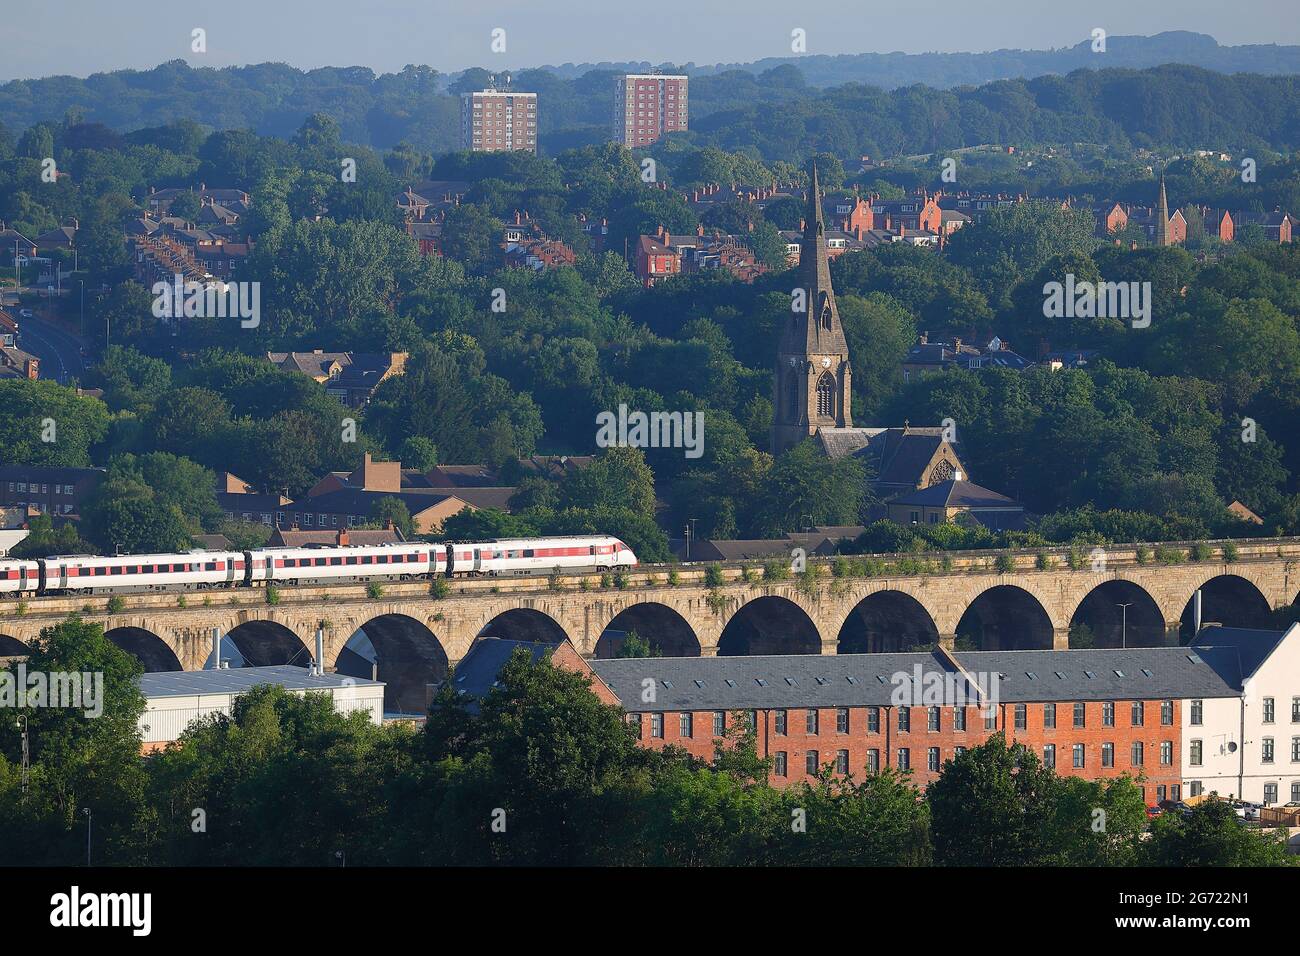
[
  {"x1": 0, "y1": 617, "x2": 149, "y2": 865},
  {"x1": 0, "y1": 380, "x2": 111, "y2": 467},
  {"x1": 752, "y1": 439, "x2": 868, "y2": 536},
  {"x1": 927, "y1": 733, "x2": 1061, "y2": 865},
  {"x1": 368, "y1": 496, "x2": 414, "y2": 538},
  {"x1": 1144, "y1": 798, "x2": 1294, "y2": 866}
]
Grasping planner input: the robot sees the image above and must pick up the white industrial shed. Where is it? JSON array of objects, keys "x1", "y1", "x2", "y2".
[{"x1": 137, "y1": 665, "x2": 385, "y2": 750}]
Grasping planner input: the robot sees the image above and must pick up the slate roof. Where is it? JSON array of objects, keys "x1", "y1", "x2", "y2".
[
  {"x1": 139, "y1": 664, "x2": 382, "y2": 699},
  {"x1": 889, "y1": 479, "x2": 1020, "y2": 509},
  {"x1": 590, "y1": 645, "x2": 1245, "y2": 712},
  {"x1": 953, "y1": 647, "x2": 1240, "y2": 702},
  {"x1": 450, "y1": 637, "x2": 556, "y2": 711},
  {"x1": 1191, "y1": 626, "x2": 1292, "y2": 690}
]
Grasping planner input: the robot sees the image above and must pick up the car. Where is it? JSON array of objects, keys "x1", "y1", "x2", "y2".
[
  {"x1": 1145, "y1": 805, "x2": 1163, "y2": 819},
  {"x1": 1158, "y1": 799, "x2": 1193, "y2": 816}
]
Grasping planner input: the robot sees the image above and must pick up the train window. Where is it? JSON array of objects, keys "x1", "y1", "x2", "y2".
[
  {"x1": 95, "y1": 567, "x2": 107, "y2": 576},
  {"x1": 377, "y1": 555, "x2": 389, "y2": 564},
  {"x1": 362, "y1": 555, "x2": 374, "y2": 564},
  {"x1": 345, "y1": 557, "x2": 357, "y2": 566},
  {"x1": 524, "y1": 549, "x2": 535, "y2": 558},
  {"x1": 205, "y1": 563, "x2": 217, "y2": 571},
  {"x1": 330, "y1": 558, "x2": 342, "y2": 566},
  {"x1": 315, "y1": 558, "x2": 327, "y2": 567}
]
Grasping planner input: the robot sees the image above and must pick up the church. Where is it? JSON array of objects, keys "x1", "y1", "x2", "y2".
[{"x1": 771, "y1": 160, "x2": 1024, "y2": 530}]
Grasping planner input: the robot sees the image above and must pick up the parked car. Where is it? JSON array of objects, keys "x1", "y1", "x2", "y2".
[
  {"x1": 1145, "y1": 805, "x2": 1163, "y2": 819},
  {"x1": 1158, "y1": 799, "x2": 1193, "y2": 816}
]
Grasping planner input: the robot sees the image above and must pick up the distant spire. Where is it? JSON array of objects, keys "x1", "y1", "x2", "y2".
[
  {"x1": 1155, "y1": 171, "x2": 1171, "y2": 247},
  {"x1": 805, "y1": 158, "x2": 824, "y2": 242}
]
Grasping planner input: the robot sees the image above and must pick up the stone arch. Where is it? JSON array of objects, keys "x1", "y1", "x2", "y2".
[
  {"x1": 0, "y1": 633, "x2": 30, "y2": 658},
  {"x1": 224, "y1": 619, "x2": 312, "y2": 667},
  {"x1": 104, "y1": 626, "x2": 183, "y2": 672},
  {"x1": 1179, "y1": 574, "x2": 1273, "y2": 643},
  {"x1": 477, "y1": 607, "x2": 569, "y2": 644},
  {"x1": 334, "y1": 613, "x2": 448, "y2": 716},
  {"x1": 955, "y1": 585, "x2": 1053, "y2": 650},
  {"x1": 837, "y1": 590, "x2": 939, "y2": 653},
  {"x1": 1069, "y1": 579, "x2": 1166, "y2": 648},
  {"x1": 718, "y1": 595, "x2": 821, "y2": 656},
  {"x1": 594, "y1": 602, "x2": 701, "y2": 658}
]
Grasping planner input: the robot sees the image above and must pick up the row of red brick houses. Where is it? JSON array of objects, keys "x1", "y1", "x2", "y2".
[{"x1": 450, "y1": 623, "x2": 1300, "y2": 807}]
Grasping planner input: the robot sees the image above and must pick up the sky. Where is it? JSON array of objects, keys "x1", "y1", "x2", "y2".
[{"x1": 3, "y1": 0, "x2": 1299, "y2": 82}]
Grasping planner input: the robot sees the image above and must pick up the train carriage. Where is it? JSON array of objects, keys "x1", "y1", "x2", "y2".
[
  {"x1": 41, "y1": 552, "x2": 246, "y2": 594},
  {"x1": 0, "y1": 559, "x2": 40, "y2": 596},
  {"x1": 257, "y1": 543, "x2": 445, "y2": 585},
  {"x1": 453, "y1": 535, "x2": 636, "y2": 576}
]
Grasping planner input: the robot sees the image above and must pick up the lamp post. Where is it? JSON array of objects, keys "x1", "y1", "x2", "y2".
[
  {"x1": 15, "y1": 716, "x2": 28, "y2": 802},
  {"x1": 83, "y1": 808, "x2": 92, "y2": 866},
  {"x1": 1116, "y1": 602, "x2": 1133, "y2": 648}
]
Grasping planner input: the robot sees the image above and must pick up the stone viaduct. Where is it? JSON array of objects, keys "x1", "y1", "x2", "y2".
[{"x1": 3, "y1": 539, "x2": 1298, "y2": 712}]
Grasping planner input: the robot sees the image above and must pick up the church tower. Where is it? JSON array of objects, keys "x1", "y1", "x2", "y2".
[
  {"x1": 771, "y1": 159, "x2": 853, "y2": 456},
  {"x1": 1155, "y1": 172, "x2": 1171, "y2": 248}
]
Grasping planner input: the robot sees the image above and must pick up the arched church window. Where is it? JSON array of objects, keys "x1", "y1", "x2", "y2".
[
  {"x1": 818, "y1": 292, "x2": 833, "y2": 330},
  {"x1": 816, "y1": 373, "x2": 835, "y2": 418}
]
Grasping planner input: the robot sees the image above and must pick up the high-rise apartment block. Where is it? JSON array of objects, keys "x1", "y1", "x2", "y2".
[
  {"x1": 461, "y1": 89, "x2": 538, "y2": 153},
  {"x1": 613, "y1": 74, "x2": 688, "y2": 147}
]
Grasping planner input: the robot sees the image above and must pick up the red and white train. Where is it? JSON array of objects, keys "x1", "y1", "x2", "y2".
[{"x1": 0, "y1": 535, "x2": 637, "y2": 597}]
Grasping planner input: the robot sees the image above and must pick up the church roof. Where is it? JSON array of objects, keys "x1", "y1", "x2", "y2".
[
  {"x1": 816, "y1": 426, "x2": 962, "y2": 488},
  {"x1": 889, "y1": 479, "x2": 1019, "y2": 509}
]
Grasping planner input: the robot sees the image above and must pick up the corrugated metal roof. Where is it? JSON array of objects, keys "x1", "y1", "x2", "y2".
[{"x1": 138, "y1": 665, "x2": 383, "y2": 699}]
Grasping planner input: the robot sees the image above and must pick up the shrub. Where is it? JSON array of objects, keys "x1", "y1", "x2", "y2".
[
  {"x1": 706, "y1": 589, "x2": 728, "y2": 614},
  {"x1": 994, "y1": 553, "x2": 1015, "y2": 574},
  {"x1": 1190, "y1": 543, "x2": 1212, "y2": 562},
  {"x1": 430, "y1": 577, "x2": 450, "y2": 599},
  {"x1": 1155, "y1": 546, "x2": 1187, "y2": 565},
  {"x1": 762, "y1": 559, "x2": 791, "y2": 582},
  {"x1": 1035, "y1": 552, "x2": 1054, "y2": 571},
  {"x1": 1223, "y1": 541, "x2": 1239, "y2": 562},
  {"x1": 1066, "y1": 547, "x2": 1084, "y2": 571},
  {"x1": 704, "y1": 564, "x2": 724, "y2": 587},
  {"x1": 1135, "y1": 545, "x2": 1151, "y2": 565},
  {"x1": 831, "y1": 557, "x2": 851, "y2": 578},
  {"x1": 612, "y1": 571, "x2": 628, "y2": 589},
  {"x1": 106, "y1": 595, "x2": 126, "y2": 613},
  {"x1": 599, "y1": 574, "x2": 612, "y2": 589},
  {"x1": 741, "y1": 565, "x2": 759, "y2": 585},
  {"x1": 177, "y1": 595, "x2": 187, "y2": 608},
  {"x1": 366, "y1": 582, "x2": 385, "y2": 599},
  {"x1": 667, "y1": 568, "x2": 680, "y2": 586}
]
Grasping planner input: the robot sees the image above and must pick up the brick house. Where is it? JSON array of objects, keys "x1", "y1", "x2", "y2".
[
  {"x1": 446, "y1": 638, "x2": 1273, "y2": 805},
  {"x1": 634, "y1": 230, "x2": 682, "y2": 286},
  {"x1": 0, "y1": 464, "x2": 104, "y2": 517}
]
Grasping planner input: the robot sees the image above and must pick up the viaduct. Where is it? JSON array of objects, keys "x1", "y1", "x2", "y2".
[{"x1": 3, "y1": 538, "x2": 1298, "y2": 713}]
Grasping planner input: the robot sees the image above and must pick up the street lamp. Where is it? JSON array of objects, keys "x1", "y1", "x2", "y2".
[
  {"x1": 1116, "y1": 602, "x2": 1134, "y2": 648},
  {"x1": 334, "y1": 849, "x2": 346, "y2": 868},
  {"x1": 15, "y1": 717, "x2": 28, "y2": 802},
  {"x1": 83, "y1": 808, "x2": 92, "y2": 866}
]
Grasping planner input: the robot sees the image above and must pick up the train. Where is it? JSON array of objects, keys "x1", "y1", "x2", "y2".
[{"x1": 0, "y1": 535, "x2": 637, "y2": 597}]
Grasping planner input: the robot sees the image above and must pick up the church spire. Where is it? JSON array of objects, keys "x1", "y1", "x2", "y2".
[
  {"x1": 771, "y1": 157, "x2": 853, "y2": 456},
  {"x1": 1155, "y1": 171, "x2": 1171, "y2": 247}
]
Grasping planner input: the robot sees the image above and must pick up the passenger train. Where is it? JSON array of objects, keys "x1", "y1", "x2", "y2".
[{"x1": 0, "y1": 535, "x2": 637, "y2": 597}]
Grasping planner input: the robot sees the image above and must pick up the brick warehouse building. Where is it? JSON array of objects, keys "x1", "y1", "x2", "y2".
[{"x1": 445, "y1": 636, "x2": 1291, "y2": 804}]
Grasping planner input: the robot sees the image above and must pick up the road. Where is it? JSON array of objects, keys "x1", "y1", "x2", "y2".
[{"x1": 5, "y1": 301, "x2": 87, "y2": 385}]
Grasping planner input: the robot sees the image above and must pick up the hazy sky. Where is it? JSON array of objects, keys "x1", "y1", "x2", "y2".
[{"x1": 4, "y1": 0, "x2": 1299, "y2": 82}]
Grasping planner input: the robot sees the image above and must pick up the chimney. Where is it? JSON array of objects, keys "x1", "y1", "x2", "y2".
[
  {"x1": 337, "y1": 528, "x2": 349, "y2": 547},
  {"x1": 210, "y1": 627, "x2": 221, "y2": 670},
  {"x1": 697, "y1": 223, "x2": 705, "y2": 237}
]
